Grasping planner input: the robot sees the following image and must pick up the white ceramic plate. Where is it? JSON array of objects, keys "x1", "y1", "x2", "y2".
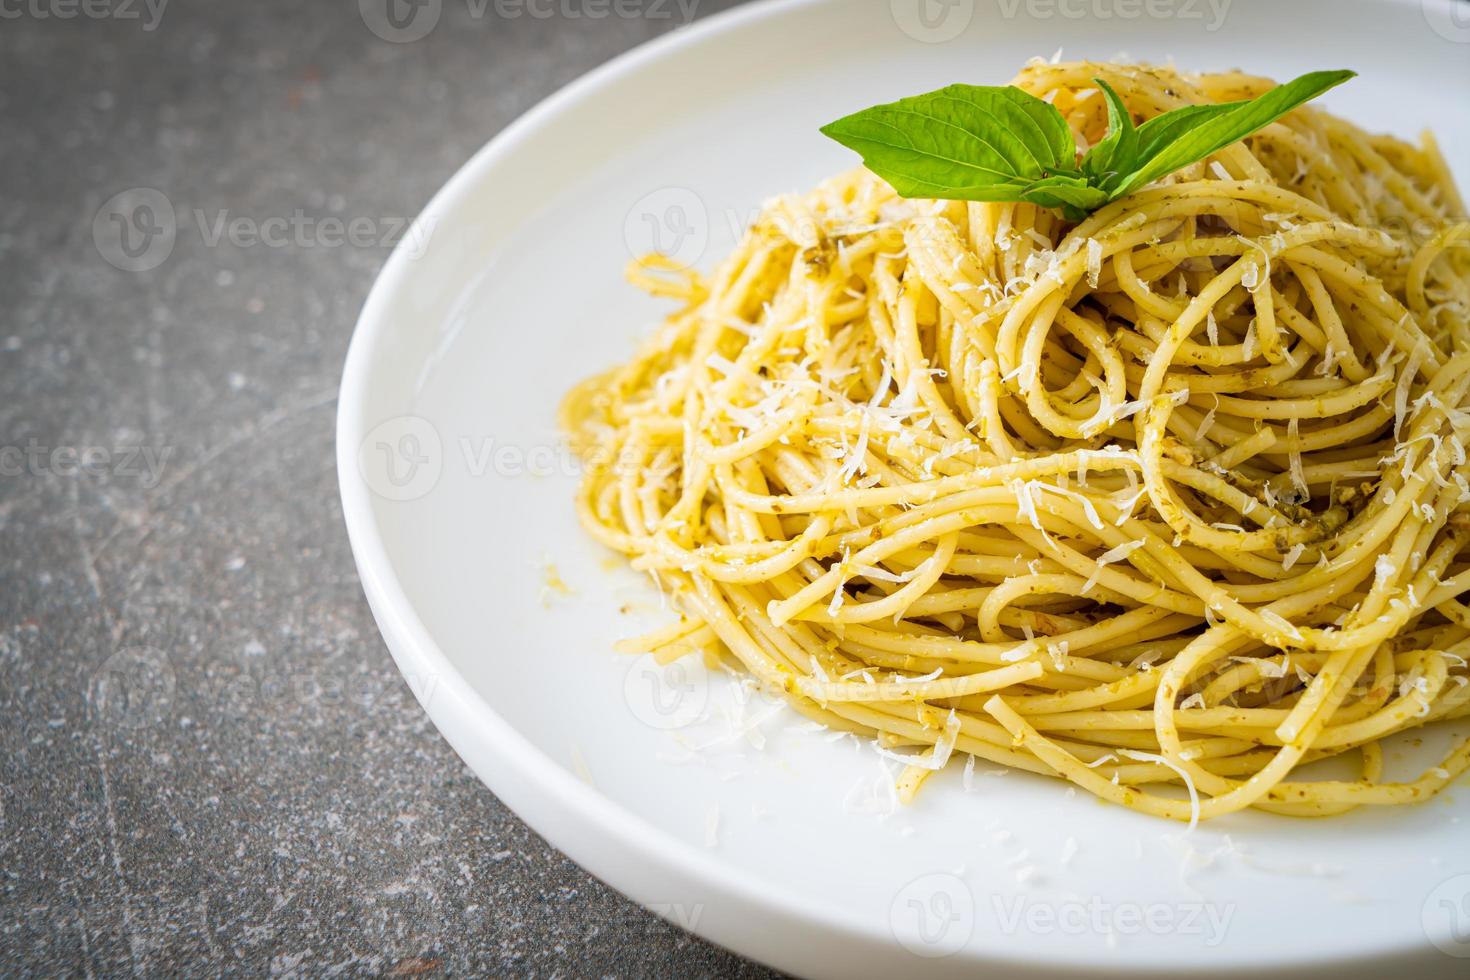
[{"x1": 337, "y1": 1, "x2": 1470, "y2": 975}]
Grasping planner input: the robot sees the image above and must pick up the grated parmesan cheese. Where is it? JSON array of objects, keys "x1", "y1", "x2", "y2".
[{"x1": 1086, "y1": 238, "x2": 1103, "y2": 288}]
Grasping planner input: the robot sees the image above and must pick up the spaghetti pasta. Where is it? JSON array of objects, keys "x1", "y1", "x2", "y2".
[{"x1": 560, "y1": 61, "x2": 1470, "y2": 821}]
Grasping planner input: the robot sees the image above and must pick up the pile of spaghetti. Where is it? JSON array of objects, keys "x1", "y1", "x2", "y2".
[{"x1": 561, "y1": 61, "x2": 1470, "y2": 822}]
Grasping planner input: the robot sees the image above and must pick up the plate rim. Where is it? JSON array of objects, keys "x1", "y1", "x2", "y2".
[{"x1": 336, "y1": 0, "x2": 1467, "y2": 975}]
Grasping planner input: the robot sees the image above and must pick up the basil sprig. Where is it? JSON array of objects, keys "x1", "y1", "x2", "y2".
[{"x1": 820, "y1": 70, "x2": 1355, "y2": 220}]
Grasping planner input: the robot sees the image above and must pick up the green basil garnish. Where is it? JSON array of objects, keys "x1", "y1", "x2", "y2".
[{"x1": 820, "y1": 69, "x2": 1355, "y2": 220}]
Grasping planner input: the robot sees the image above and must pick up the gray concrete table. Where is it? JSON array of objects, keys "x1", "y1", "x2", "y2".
[{"x1": 0, "y1": 0, "x2": 776, "y2": 974}]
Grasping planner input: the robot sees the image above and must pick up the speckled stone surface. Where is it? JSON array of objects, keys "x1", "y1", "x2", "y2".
[{"x1": 0, "y1": 1, "x2": 778, "y2": 974}]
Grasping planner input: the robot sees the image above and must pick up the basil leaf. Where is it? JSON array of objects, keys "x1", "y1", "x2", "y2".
[
  {"x1": 821, "y1": 68, "x2": 1355, "y2": 220},
  {"x1": 1130, "y1": 101, "x2": 1244, "y2": 159},
  {"x1": 1092, "y1": 101, "x2": 1243, "y2": 193},
  {"x1": 819, "y1": 84, "x2": 1078, "y2": 203},
  {"x1": 1080, "y1": 79, "x2": 1139, "y2": 189},
  {"x1": 1018, "y1": 175, "x2": 1110, "y2": 216},
  {"x1": 1106, "y1": 69, "x2": 1355, "y2": 200}
]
